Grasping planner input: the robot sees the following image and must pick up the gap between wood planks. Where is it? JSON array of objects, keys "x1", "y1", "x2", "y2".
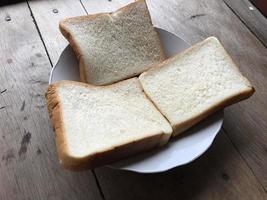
[
  {"x1": 26, "y1": 1, "x2": 106, "y2": 199},
  {"x1": 79, "y1": 0, "x2": 88, "y2": 14},
  {"x1": 221, "y1": 0, "x2": 267, "y2": 192},
  {"x1": 222, "y1": 127, "x2": 267, "y2": 193},
  {"x1": 92, "y1": 170, "x2": 106, "y2": 200},
  {"x1": 222, "y1": 0, "x2": 267, "y2": 48},
  {"x1": 0, "y1": 2, "x2": 102, "y2": 199},
  {"x1": 26, "y1": 1, "x2": 53, "y2": 67}
]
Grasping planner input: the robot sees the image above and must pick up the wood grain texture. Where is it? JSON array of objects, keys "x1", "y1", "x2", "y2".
[
  {"x1": 81, "y1": 0, "x2": 134, "y2": 14},
  {"x1": 223, "y1": 0, "x2": 267, "y2": 47},
  {"x1": 146, "y1": 0, "x2": 267, "y2": 190},
  {"x1": 96, "y1": 131, "x2": 266, "y2": 200},
  {"x1": 0, "y1": 3, "x2": 102, "y2": 200},
  {"x1": 28, "y1": 0, "x2": 86, "y2": 64}
]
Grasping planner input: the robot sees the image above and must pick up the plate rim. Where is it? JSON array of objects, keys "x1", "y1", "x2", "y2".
[{"x1": 108, "y1": 110, "x2": 223, "y2": 173}]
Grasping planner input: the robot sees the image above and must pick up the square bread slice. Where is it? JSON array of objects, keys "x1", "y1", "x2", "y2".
[
  {"x1": 59, "y1": 0, "x2": 165, "y2": 86},
  {"x1": 139, "y1": 37, "x2": 254, "y2": 136},
  {"x1": 45, "y1": 78, "x2": 172, "y2": 170}
]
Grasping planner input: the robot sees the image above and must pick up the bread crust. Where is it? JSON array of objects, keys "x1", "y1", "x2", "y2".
[
  {"x1": 140, "y1": 37, "x2": 255, "y2": 136},
  {"x1": 172, "y1": 87, "x2": 254, "y2": 136},
  {"x1": 59, "y1": 0, "x2": 166, "y2": 85},
  {"x1": 45, "y1": 79, "x2": 169, "y2": 170}
]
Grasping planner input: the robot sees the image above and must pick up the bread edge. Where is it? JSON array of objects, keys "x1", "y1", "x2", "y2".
[
  {"x1": 59, "y1": 0, "x2": 166, "y2": 85},
  {"x1": 45, "y1": 78, "x2": 170, "y2": 170},
  {"x1": 172, "y1": 87, "x2": 254, "y2": 136}
]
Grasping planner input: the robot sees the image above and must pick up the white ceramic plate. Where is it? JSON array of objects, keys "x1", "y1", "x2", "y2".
[{"x1": 49, "y1": 28, "x2": 223, "y2": 173}]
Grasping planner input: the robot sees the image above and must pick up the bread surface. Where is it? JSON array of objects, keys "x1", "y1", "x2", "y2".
[
  {"x1": 139, "y1": 37, "x2": 254, "y2": 136},
  {"x1": 59, "y1": 0, "x2": 165, "y2": 85}
]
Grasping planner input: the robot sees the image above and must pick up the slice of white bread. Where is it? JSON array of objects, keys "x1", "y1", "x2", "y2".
[
  {"x1": 45, "y1": 78, "x2": 172, "y2": 170},
  {"x1": 59, "y1": 0, "x2": 165, "y2": 86},
  {"x1": 139, "y1": 37, "x2": 254, "y2": 136}
]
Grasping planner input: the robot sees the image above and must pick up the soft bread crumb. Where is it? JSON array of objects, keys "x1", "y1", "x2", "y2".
[
  {"x1": 139, "y1": 37, "x2": 254, "y2": 136},
  {"x1": 59, "y1": 0, "x2": 166, "y2": 85}
]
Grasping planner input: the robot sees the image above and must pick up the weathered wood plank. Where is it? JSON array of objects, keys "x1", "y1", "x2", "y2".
[
  {"x1": 28, "y1": 0, "x2": 86, "y2": 64},
  {"x1": 0, "y1": 3, "x2": 102, "y2": 200},
  {"x1": 146, "y1": 0, "x2": 267, "y2": 190},
  {"x1": 81, "y1": 0, "x2": 133, "y2": 14},
  {"x1": 223, "y1": 0, "x2": 267, "y2": 47},
  {"x1": 96, "y1": 131, "x2": 266, "y2": 200}
]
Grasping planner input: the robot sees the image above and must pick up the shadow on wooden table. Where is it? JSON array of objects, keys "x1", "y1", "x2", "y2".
[{"x1": 94, "y1": 131, "x2": 263, "y2": 200}]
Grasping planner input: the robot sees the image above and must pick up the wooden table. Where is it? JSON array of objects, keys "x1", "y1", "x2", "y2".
[{"x1": 0, "y1": 0, "x2": 266, "y2": 199}]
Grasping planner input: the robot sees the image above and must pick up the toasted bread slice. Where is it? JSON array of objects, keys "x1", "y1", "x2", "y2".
[
  {"x1": 139, "y1": 37, "x2": 254, "y2": 136},
  {"x1": 59, "y1": 0, "x2": 165, "y2": 85},
  {"x1": 45, "y1": 78, "x2": 172, "y2": 170}
]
